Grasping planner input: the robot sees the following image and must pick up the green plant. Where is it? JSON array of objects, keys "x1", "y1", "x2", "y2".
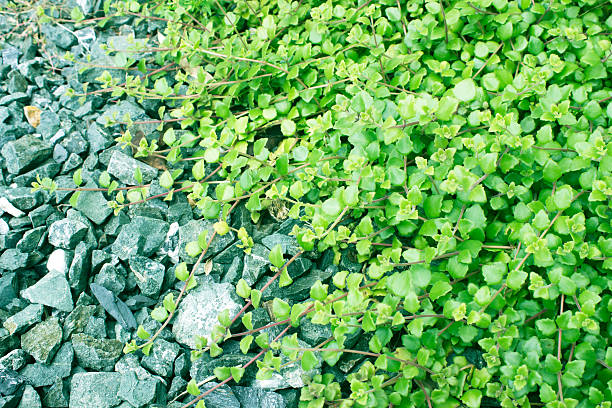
[{"x1": 33, "y1": 0, "x2": 612, "y2": 407}]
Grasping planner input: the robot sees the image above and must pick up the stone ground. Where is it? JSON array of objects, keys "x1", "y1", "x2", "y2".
[{"x1": 0, "y1": 1, "x2": 369, "y2": 407}]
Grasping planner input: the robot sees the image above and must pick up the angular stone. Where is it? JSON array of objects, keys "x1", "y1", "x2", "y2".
[
  {"x1": 47, "y1": 218, "x2": 87, "y2": 249},
  {"x1": 233, "y1": 387, "x2": 286, "y2": 408},
  {"x1": 0, "y1": 197, "x2": 24, "y2": 217},
  {"x1": 60, "y1": 152, "x2": 82, "y2": 173},
  {"x1": 172, "y1": 276, "x2": 242, "y2": 348},
  {"x1": 19, "y1": 342, "x2": 73, "y2": 387},
  {"x1": 16, "y1": 226, "x2": 45, "y2": 252},
  {"x1": 63, "y1": 305, "x2": 97, "y2": 340},
  {"x1": 13, "y1": 161, "x2": 61, "y2": 186},
  {"x1": 140, "y1": 338, "x2": 179, "y2": 377},
  {"x1": 107, "y1": 150, "x2": 158, "y2": 185},
  {"x1": 111, "y1": 216, "x2": 169, "y2": 260},
  {"x1": 1, "y1": 135, "x2": 52, "y2": 174},
  {"x1": 22, "y1": 271, "x2": 73, "y2": 312},
  {"x1": 0, "y1": 329, "x2": 19, "y2": 357},
  {"x1": 299, "y1": 317, "x2": 332, "y2": 346},
  {"x1": 0, "y1": 368, "x2": 24, "y2": 399},
  {"x1": 83, "y1": 316, "x2": 106, "y2": 338},
  {"x1": 242, "y1": 243, "x2": 271, "y2": 286},
  {"x1": 17, "y1": 385, "x2": 40, "y2": 408},
  {"x1": 41, "y1": 23, "x2": 76, "y2": 49},
  {"x1": 71, "y1": 333, "x2": 123, "y2": 371},
  {"x1": 53, "y1": 144, "x2": 68, "y2": 163},
  {"x1": 86, "y1": 122, "x2": 113, "y2": 153},
  {"x1": 68, "y1": 242, "x2": 92, "y2": 292},
  {"x1": 60, "y1": 132, "x2": 88, "y2": 155},
  {"x1": 198, "y1": 382, "x2": 240, "y2": 408},
  {"x1": 0, "y1": 350, "x2": 27, "y2": 371},
  {"x1": 0, "y1": 187, "x2": 43, "y2": 211},
  {"x1": 74, "y1": 182, "x2": 112, "y2": 225},
  {"x1": 179, "y1": 219, "x2": 235, "y2": 263},
  {"x1": 117, "y1": 370, "x2": 166, "y2": 408},
  {"x1": 0, "y1": 249, "x2": 29, "y2": 271},
  {"x1": 7, "y1": 70, "x2": 27, "y2": 93},
  {"x1": 0, "y1": 273, "x2": 17, "y2": 308},
  {"x1": 261, "y1": 233, "x2": 301, "y2": 256},
  {"x1": 47, "y1": 249, "x2": 73, "y2": 276},
  {"x1": 69, "y1": 372, "x2": 121, "y2": 408},
  {"x1": 42, "y1": 377, "x2": 68, "y2": 407},
  {"x1": 21, "y1": 318, "x2": 62, "y2": 364},
  {"x1": 0, "y1": 219, "x2": 8, "y2": 235},
  {"x1": 93, "y1": 263, "x2": 126, "y2": 294},
  {"x1": 89, "y1": 283, "x2": 137, "y2": 330},
  {"x1": 253, "y1": 339, "x2": 321, "y2": 390},
  {"x1": 3, "y1": 304, "x2": 44, "y2": 335},
  {"x1": 128, "y1": 256, "x2": 164, "y2": 298},
  {"x1": 36, "y1": 112, "x2": 59, "y2": 140}
]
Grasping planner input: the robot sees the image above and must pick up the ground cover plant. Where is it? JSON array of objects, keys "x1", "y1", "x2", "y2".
[{"x1": 25, "y1": 0, "x2": 612, "y2": 407}]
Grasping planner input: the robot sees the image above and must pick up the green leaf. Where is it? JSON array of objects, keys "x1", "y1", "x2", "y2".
[
  {"x1": 236, "y1": 278, "x2": 251, "y2": 298},
  {"x1": 134, "y1": 167, "x2": 143, "y2": 184},
  {"x1": 437, "y1": 95, "x2": 459, "y2": 121},
  {"x1": 99, "y1": 171, "x2": 111, "y2": 188},
  {"x1": 193, "y1": 160, "x2": 205, "y2": 180},
  {"x1": 73, "y1": 168, "x2": 82, "y2": 187},
  {"x1": 453, "y1": 78, "x2": 477, "y2": 102},
  {"x1": 175, "y1": 262, "x2": 189, "y2": 281},
  {"x1": 230, "y1": 367, "x2": 245, "y2": 383},
  {"x1": 281, "y1": 119, "x2": 296, "y2": 136},
  {"x1": 430, "y1": 281, "x2": 452, "y2": 301},
  {"x1": 251, "y1": 289, "x2": 262, "y2": 308},
  {"x1": 187, "y1": 379, "x2": 200, "y2": 396},
  {"x1": 185, "y1": 241, "x2": 201, "y2": 258},
  {"x1": 301, "y1": 350, "x2": 318, "y2": 371},
  {"x1": 240, "y1": 335, "x2": 253, "y2": 354},
  {"x1": 159, "y1": 170, "x2": 173, "y2": 189},
  {"x1": 214, "y1": 366, "x2": 231, "y2": 381},
  {"x1": 136, "y1": 325, "x2": 150, "y2": 340},
  {"x1": 151, "y1": 306, "x2": 168, "y2": 322},
  {"x1": 322, "y1": 197, "x2": 342, "y2": 217},
  {"x1": 272, "y1": 298, "x2": 291, "y2": 321},
  {"x1": 461, "y1": 389, "x2": 482, "y2": 408},
  {"x1": 269, "y1": 244, "x2": 284, "y2": 268},
  {"x1": 507, "y1": 269, "x2": 527, "y2": 290}
]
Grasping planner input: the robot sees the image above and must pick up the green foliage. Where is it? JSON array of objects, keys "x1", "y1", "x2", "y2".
[{"x1": 48, "y1": 0, "x2": 612, "y2": 405}]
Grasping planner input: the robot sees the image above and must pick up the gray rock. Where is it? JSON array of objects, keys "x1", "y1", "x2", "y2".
[
  {"x1": 41, "y1": 23, "x2": 76, "y2": 49},
  {"x1": 0, "y1": 350, "x2": 27, "y2": 371},
  {"x1": 69, "y1": 372, "x2": 121, "y2": 408},
  {"x1": 17, "y1": 385, "x2": 41, "y2": 408},
  {"x1": 83, "y1": 316, "x2": 106, "y2": 339},
  {"x1": 261, "y1": 233, "x2": 301, "y2": 256},
  {"x1": 60, "y1": 152, "x2": 82, "y2": 173},
  {"x1": 13, "y1": 161, "x2": 61, "y2": 186},
  {"x1": 41, "y1": 377, "x2": 68, "y2": 407},
  {"x1": 0, "y1": 329, "x2": 19, "y2": 357},
  {"x1": 167, "y1": 377, "x2": 187, "y2": 400},
  {"x1": 253, "y1": 339, "x2": 321, "y2": 390},
  {"x1": 3, "y1": 304, "x2": 44, "y2": 335},
  {"x1": 21, "y1": 318, "x2": 62, "y2": 364},
  {"x1": 36, "y1": 111, "x2": 60, "y2": 140},
  {"x1": 233, "y1": 387, "x2": 286, "y2": 408},
  {"x1": 0, "y1": 196, "x2": 24, "y2": 217},
  {"x1": 299, "y1": 317, "x2": 332, "y2": 346},
  {"x1": 93, "y1": 263, "x2": 126, "y2": 294},
  {"x1": 2, "y1": 46, "x2": 20, "y2": 67},
  {"x1": 0, "y1": 187, "x2": 44, "y2": 211},
  {"x1": 141, "y1": 338, "x2": 180, "y2": 377},
  {"x1": 128, "y1": 256, "x2": 164, "y2": 298},
  {"x1": 1, "y1": 135, "x2": 52, "y2": 174},
  {"x1": 242, "y1": 243, "x2": 271, "y2": 286},
  {"x1": 74, "y1": 182, "x2": 112, "y2": 225},
  {"x1": 89, "y1": 283, "x2": 137, "y2": 330},
  {"x1": 60, "y1": 132, "x2": 88, "y2": 155},
  {"x1": 0, "y1": 249, "x2": 29, "y2": 271},
  {"x1": 0, "y1": 273, "x2": 17, "y2": 308},
  {"x1": 16, "y1": 226, "x2": 45, "y2": 252},
  {"x1": 47, "y1": 218, "x2": 88, "y2": 249},
  {"x1": 86, "y1": 123, "x2": 113, "y2": 153},
  {"x1": 198, "y1": 382, "x2": 241, "y2": 408},
  {"x1": 72, "y1": 334, "x2": 123, "y2": 371},
  {"x1": 179, "y1": 219, "x2": 235, "y2": 263},
  {"x1": 111, "y1": 216, "x2": 169, "y2": 260},
  {"x1": 172, "y1": 276, "x2": 242, "y2": 348},
  {"x1": 47, "y1": 249, "x2": 73, "y2": 275},
  {"x1": 7, "y1": 70, "x2": 27, "y2": 93},
  {"x1": 63, "y1": 305, "x2": 97, "y2": 340},
  {"x1": 0, "y1": 219, "x2": 9, "y2": 235},
  {"x1": 0, "y1": 368, "x2": 24, "y2": 404},
  {"x1": 106, "y1": 150, "x2": 158, "y2": 185},
  {"x1": 117, "y1": 371, "x2": 166, "y2": 407},
  {"x1": 53, "y1": 145, "x2": 68, "y2": 163},
  {"x1": 22, "y1": 271, "x2": 73, "y2": 312},
  {"x1": 68, "y1": 242, "x2": 92, "y2": 292},
  {"x1": 19, "y1": 342, "x2": 73, "y2": 387}
]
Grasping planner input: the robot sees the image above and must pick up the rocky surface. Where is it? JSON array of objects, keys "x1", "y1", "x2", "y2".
[{"x1": 0, "y1": 4, "x2": 335, "y2": 408}]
